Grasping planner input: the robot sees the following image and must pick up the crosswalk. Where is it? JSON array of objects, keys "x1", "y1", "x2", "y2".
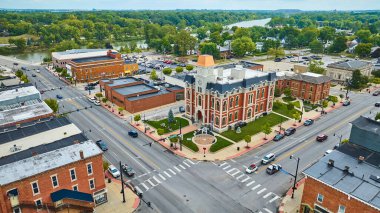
[
  {"x1": 57, "y1": 96, "x2": 87, "y2": 102},
  {"x1": 133, "y1": 159, "x2": 198, "y2": 194},
  {"x1": 215, "y1": 161, "x2": 281, "y2": 211}
]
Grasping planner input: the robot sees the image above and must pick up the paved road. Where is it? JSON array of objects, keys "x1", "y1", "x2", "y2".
[{"x1": 1, "y1": 56, "x2": 379, "y2": 213}]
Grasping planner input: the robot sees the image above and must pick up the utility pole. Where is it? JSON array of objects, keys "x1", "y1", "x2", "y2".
[
  {"x1": 119, "y1": 161, "x2": 126, "y2": 203},
  {"x1": 289, "y1": 155, "x2": 300, "y2": 199},
  {"x1": 179, "y1": 119, "x2": 182, "y2": 151}
]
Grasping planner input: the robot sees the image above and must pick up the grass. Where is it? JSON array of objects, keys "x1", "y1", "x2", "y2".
[
  {"x1": 273, "y1": 101, "x2": 301, "y2": 118},
  {"x1": 292, "y1": 100, "x2": 301, "y2": 109},
  {"x1": 181, "y1": 131, "x2": 199, "y2": 152},
  {"x1": 221, "y1": 113, "x2": 286, "y2": 142},
  {"x1": 303, "y1": 101, "x2": 318, "y2": 112},
  {"x1": 209, "y1": 136, "x2": 233, "y2": 152},
  {"x1": 0, "y1": 34, "x2": 38, "y2": 44},
  {"x1": 282, "y1": 96, "x2": 296, "y2": 102},
  {"x1": 146, "y1": 117, "x2": 189, "y2": 134}
]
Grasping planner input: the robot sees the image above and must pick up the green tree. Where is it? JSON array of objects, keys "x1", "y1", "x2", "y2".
[
  {"x1": 44, "y1": 98, "x2": 59, "y2": 113},
  {"x1": 169, "y1": 136, "x2": 179, "y2": 149},
  {"x1": 284, "y1": 88, "x2": 292, "y2": 98},
  {"x1": 101, "y1": 98, "x2": 108, "y2": 103},
  {"x1": 233, "y1": 27, "x2": 251, "y2": 39},
  {"x1": 20, "y1": 74, "x2": 29, "y2": 83},
  {"x1": 309, "y1": 40, "x2": 324, "y2": 54},
  {"x1": 293, "y1": 111, "x2": 301, "y2": 123},
  {"x1": 268, "y1": 48, "x2": 285, "y2": 58},
  {"x1": 168, "y1": 109, "x2": 174, "y2": 127},
  {"x1": 95, "y1": 93, "x2": 103, "y2": 99},
  {"x1": 355, "y1": 29, "x2": 372, "y2": 43},
  {"x1": 200, "y1": 42, "x2": 220, "y2": 59},
  {"x1": 162, "y1": 67, "x2": 172, "y2": 75},
  {"x1": 209, "y1": 32, "x2": 223, "y2": 45},
  {"x1": 150, "y1": 69, "x2": 158, "y2": 80},
  {"x1": 231, "y1": 36, "x2": 255, "y2": 57},
  {"x1": 329, "y1": 36, "x2": 347, "y2": 53},
  {"x1": 175, "y1": 30, "x2": 197, "y2": 56},
  {"x1": 134, "y1": 114, "x2": 141, "y2": 123},
  {"x1": 8, "y1": 38, "x2": 26, "y2": 51},
  {"x1": 118, "y1": 107, "x2": 124, "y2": 113},
  {"x1": 244, "y1": 135, "x2": 251, "y2": 147},
  {"x1": 175, "y1": 66, "x2": 184, "y2": 73},
  {"x1": 350, "y1": 70, "x2": 368, "y2": 89},
  {"x1": 196, "y1": 27, "x2": 208, "y2": 40},
  {"x1": 375, "y1": 112, "x2": 380, "y2": 121},
  {"x1": 157, "y1": 128, "x2": 165, "y2": 140},
  {"x1": 15, "y1": 70, "x2": 23, "y2": 78},
  {"x1": 309, "y1": 60, "x2": 326, "y2": 74},
  {"x1": 322, "y1": 100, "x2": 328, "y2": 108},
  {"x1": 186, "y1": 65, "x2": 194, "y2": 71},
  {"x1": 262, "y1": 123, "x2": 272, "y2": 140},
  {"x1": 354, "y1": 43, "x2": 372, "y2": 58},
  {"x1": 287, "y1": 102, "x2": 295, "y2": 111},
  {"x1": 274, "y1": 88, "x2": 281, "y2": 97},
  {"x1": 319, "y1": 26, "x2": 335, "y2": 43}
]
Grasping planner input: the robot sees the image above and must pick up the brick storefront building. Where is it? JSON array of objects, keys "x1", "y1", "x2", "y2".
[
  {"x1": 100, "y1": 77, "x2": 184, "y2": 113},
  {"x1": 67, "y1": 50, "x2": 125, "y2": 83},
  {"x1": 184, "y1": 55, "x2": 276, "y2": 132},
  {"x1": 301, "y1": 115, "x2": 380, "y2": 213},
  {"x1": 0, "y1": 117, "x2": 107, "y2": 213},
  {"x1": 276, "y1": 72, "x2": 331, "y2": 104}
]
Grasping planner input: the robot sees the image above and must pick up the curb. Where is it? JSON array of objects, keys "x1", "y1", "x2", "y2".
[{"x1": 278, "y1": 178, "x2": 306, "y2": 213}]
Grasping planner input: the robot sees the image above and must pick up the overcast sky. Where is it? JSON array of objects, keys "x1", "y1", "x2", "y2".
[{"x1": 1, "y1": 0, "x2": 380, "y2": 10}]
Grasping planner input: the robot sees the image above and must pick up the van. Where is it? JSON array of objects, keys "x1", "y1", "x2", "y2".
[{"x1": 261, "y1": 153, "x2": 276, "y2": 165}]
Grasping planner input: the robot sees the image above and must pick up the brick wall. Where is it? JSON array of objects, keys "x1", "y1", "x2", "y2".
[
  {"x1": 124, "y1": 92, "x2": 176, "y2": 113},
  {"x1": 0, "y1": 154, "x2": 105, "y2": 213},
  {"x1": 300, "y1": 177, "x2": 377, "y2": 213}
]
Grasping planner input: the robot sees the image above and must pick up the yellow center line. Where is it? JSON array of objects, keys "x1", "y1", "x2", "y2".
[
  {"x1": 256, "y1": 105, "x2": 372, "y2": 174},
  {"x1": 68, "y1": 99, "x2": 161, "y2": 170}
]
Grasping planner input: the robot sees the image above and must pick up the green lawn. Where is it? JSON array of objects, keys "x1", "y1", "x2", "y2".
[
  {"x1": 282, "y1": 96, "x2": 296, "y2": 102},
  {"x1": 181, "y1": 131, "x2": 199, "y2": 152},
  {"x1": 292, "y1": 100, "x2": 301, "y2": 108},
  {"x1": 221, "y1": 113, "x2": 286, "y2": 142},
  {"x1": 273, "y1": 102, "x2": 301, "y2": 118},
  {"x1": 303, "y1": 101, "x2": 318, "y2": 112},
  {"x1": 146, "y1": 117, "x2": 189, "y2": 134},
  {"x1": 209, "y1": 136, "x2": 233, "y2": 152}
]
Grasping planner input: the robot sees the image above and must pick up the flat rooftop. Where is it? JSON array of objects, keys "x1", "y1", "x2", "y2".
[
  {"x1": 0, "y1": 85, "x2": 40, "y2": 105},
  {"x1": 72, "y1": 56, "x2": 115, "y2": 63},
  {"x1": 52, "y1": 49, "x2": 110, "y2": 60},
  {"x1": 114, "y1": 84, "x2": 155, "y2": 96},
  {"x1": 127, "y1": 89, "x2": 170, "y2": 101},
  {"x1": 106, "y1": 78, "x2": 139, "y2": 87},
  {"x1": 0, "y1": 140, "x2": 102, "y2": 185}
]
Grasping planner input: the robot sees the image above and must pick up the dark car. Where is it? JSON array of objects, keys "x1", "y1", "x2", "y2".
[
  {"x1": 273, "y1": 133, "x2": 285, "y2": 141},
  {"x1": 128, "y1": 130, "x2": 138, "y2": 138},
  {"x1": 304, "y1": 119, "x2": 314, "y2": 126},
  {"x1": 96, "y1": 140, "x2": 108, "y2": 151},
  {"x1": 32, "y1": 74, "x2": 37, "y2": 77},
  {"x1": 375, "y1": 102, "x2": 380, "y2": 107},
  {"x1": 284, "y1": 127, "x2": 296, "y2": 136},
  {"x1": 85, "y1": 86, "x2": 95, "y2": 90},
  {"x1": 266, "y1": 164, "x2": 282, "y2": 175},
  {"x1": 56, "y1": 94, "x2": 63, "y2": 99},
  {"x1": 274, "y1": 58, "x2": 282, "y2": 62},
  {"x1": 121, "y1": 164, "x2": 135, "y2": 177},
  {"x1": 234, "y1": 121, "x2": 247, "y2": 129},
  {"x1": 316, "y1": 134, "x2": 328, "y2": 142},
  {"x1": 373, "y1": 91, "x2": 380, "y2": 96},
  {"x1": 343, "y1": 100, "x2": 350, "y2": 106}
]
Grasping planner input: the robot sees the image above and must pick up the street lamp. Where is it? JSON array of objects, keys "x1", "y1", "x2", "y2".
[
  {"x1": 289, "y1": 155, "x2": 300, "y2": 199},
  {"x1": 333, "y1": 133, "x2": 343, "y2": 143},
  {"x1": 203, "y1": 147, "x2": 206, "y2": 157}
]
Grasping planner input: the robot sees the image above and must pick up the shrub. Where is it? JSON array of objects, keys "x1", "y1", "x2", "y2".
[
  {"x1": 186, "y1": 64, "x2": 194, "y2": 71},
  {"x1": 163, "y1": 67, "x2": 172, "y2": 75}
]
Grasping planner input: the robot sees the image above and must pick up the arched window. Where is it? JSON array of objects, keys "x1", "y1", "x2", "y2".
[
  {"x1": 268, "y1": 101, "x2": 272, "y2": 109},
  {"x1": 229, "y1": 98, "x2": 234, "y2": 108},
  {"x1": 187, "y1": 90, "x2": 190, "y2": 99},
  {"x1": 260, "y1": 103, "x2": 263, "y2": 111},
  {"x1": 262, "y1": 88, "x2": 265, "y2": 98},
  {"x1": 270, "y1": 88, "x2": 273, "y2": 96},
  {"x1": 198, "y1": 95, "x2": 202, "y2": 106},
  {"x1": 222, "y1": 117, "x2": 226, "y2": 126},
  {"x1": 215, "y1": 117, "x2": 219, "y2": 125},
  {"x1": 228, "y1": 113, "x2": 232, "y2": 122},
  {"x1": 235, "y1": 96, "x2": 239, "y2": 106},
  {"x1": 247, "y1": 109, "x2": 252, "y2": 118},
  {"x1": 223, "y1": 101, "x2": 227, "y2": 111},
  {"x1": 211, "y1": 98, "x2": 214, "y2": 109},
  {"x1": 216, "y1": 101, "x2": 220, "y2": 110}
]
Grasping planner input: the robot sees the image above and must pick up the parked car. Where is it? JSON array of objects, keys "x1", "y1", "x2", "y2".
[
  {"x1": 375, "y1": 102, "x2": 380, "y2": 107},
  {"x1": 316, "y1": 134, "x2": 328, "y2": 142},
  {"x1": 32, "y1": 74, "x2": 37, "y2": 77},
  {"x1": 85, "y1": 86, "x2": 95, "y2": 90},
  {"x1": 373, "y1": 90, "x2": 380, "y2": 96},
  {"x1": 56, "y1": 94, "x2": 63, "y2": 99},
  {"x1": 88, "y1": 97, "x2": 97, "y2": 103},
  {"x1": 304, "y1": 119, "x2": 314, "y2": 126},
  {"x1": 261, "y1": 153, "x2": 276, "y2": 165},
  {"x1": 273, "y1": 133, "x2": 285, "y2": 141},
  {"x1": 108, "y1": 165, "x2": 121, "y2": 178},
  {"x1": 121, "y1": 164, "x2": 135, "y2": 177},
  {"x1": 21, "y1": 66, "x2": 27, "y2": 70},
  {"x1": 266, "y1": 164, "x2": 282, "y2": 175},
  {"x1": 96, "y1": 140, "x2": 108, "y2": 151},
  {"x1": 274, "y1": 58, "x2": 282, "y2": 62},
  {"x1": 245, "y1": 164, "x2": 258, "y2": 174},
  {"x1": 284, "y1": 127, "x2": 296, "y2": 136},
  {"x1": 128, "y1": 130, "x2": 138, "y2": 138},
  {"x1": 94, "y1": 100, "x2": 101, "y2": 106},
  {"x1": 343, "y1": 100, "x2": 350, "y2": 106},
  {"x1": 234, "y1": 121, "x2": 247, "y2": 129},
  {"x1": 36, "y1": 69, "x2": 40, "y2": 73}
]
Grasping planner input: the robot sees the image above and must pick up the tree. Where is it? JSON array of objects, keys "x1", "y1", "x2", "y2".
[
  {"x1": 309, "y1": 40, "x2": 324, "y2": 54},
  {"x1": 268, "y1": 48, "x2": 285, "y2": 58},
  {"x1": 44, "y1": 98, "x2": 59, "y2": 113},
  {"x1": 284, "y1": 88, "x2": 292, "y2": 98},
  {"x1": 101, "y1": 98, "x2": 108, "y2": 103},
  {"x1": 8, "y1": 38, "x2": 26, "y2": 51},
  {"x1": 95, "y1": 93, "x2": 103, "y2": 99},
  {"x1": 15, "y1": 70, "x2": 23, "y2": 78},
  {"x1": 322, "y1": 100, "x2": 328, "y2": 108},
  {"x1": 209, "y1": 32, "x2": 223, "y2": 45},
  {"x1": 262, "y1": 123, "x2": 271, "y2": 140},
  {"x1": 157, "y1": 128, "x2": 165, "y2": 140},
  {"x1": 186, "y1": 65, "x2": 194, "y2": 71},
  {"x1": 292, "y1": 112, "x2": 301, "y2": 123},
  {"x1": 200, "y1": 42, "x2": 220, "y2": 59},
  {"x1": 350, "y1": 70, "x2": 368, "y2": 89},
  {"x1": 168, "y1": 109, "x2": 174, "y2": 127},
  {"x1": 174, "y1": 30, "x2": 197, "y2": 56},
  {"x1": 118, "y1": 107, "x2": 124, "y2": 114},
  {"x1": 354, "y1": 43, "x2": 372, "y2": 58},
  {"x1": 134, "y1": 114, "x2": 141, "y2": 123},
  {"x1": 309, "y1": 60, "x2": 325, "y2": 74},
  {"x1": 162, "y1": 67, "x2": 172, "y2": 75},
  {"x1": 169, "y1": 136, "x2": 179, "y2": 149},
  {"x1": 355, "y1": 29, "x2": 372, "y2": 43},
  {"x1": 233, "y1": 27, "x2": 251, "y2": 39},
  {"x1": 244, "y1": 135, "x2": 251, "y2": 147},
  {"x1": 196, "y1": 27, "x2": 208, "y2": 40},
  {"x1": 150, "y1": 69, "x2": 158, "y2": 80},
  {"x1": 319, "y1": 26, "x2": 335, "y2": 43},
  {"x1": 263, "y1": 39, "x2": 280, "y2": 52},
  {"x1": 375, "y1": 112, "x2": 380, "y2": 121},
  {"x1": 231, "y1": 36, "x2": 255, "y2": 57},
  {"x1": 175, "y1": 66, "x2": 183, "y2": 73},
  {"x1": 287, "y1": 103, "x2": 295, "y2": 111},
  {"x1": 274, "y1": 88, "x2": 281, "y2": 97},
  {"x1": 329, "y1": 36, "x2": 347, "y2": 53},
  {"x1": 20, "y1": 74, "x2": 29, "y2": 83}
]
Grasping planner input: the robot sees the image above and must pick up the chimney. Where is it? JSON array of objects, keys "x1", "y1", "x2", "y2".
[
  {"x1": 79, "y1": 150, "x2": 84, "y2": 160},
  {"x1": 328, "y1": 159, "x2": 334, "y2": 167},
  {"x1": 358, "y1": 156, "x2": 365, "y2": 163}
]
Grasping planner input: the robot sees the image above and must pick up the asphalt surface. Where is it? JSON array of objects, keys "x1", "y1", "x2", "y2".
[{"x1": 1, "y1": 56, "x2": 379, "y2": 213}]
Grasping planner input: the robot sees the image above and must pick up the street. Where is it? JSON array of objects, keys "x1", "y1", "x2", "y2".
[{"x1": 1, "y1": 56, "x2": 379, "y2": 213}]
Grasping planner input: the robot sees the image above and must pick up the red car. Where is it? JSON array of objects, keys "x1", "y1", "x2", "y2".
[{"x1": 316, "y1": 134, "x2": 328, "y2": 142}]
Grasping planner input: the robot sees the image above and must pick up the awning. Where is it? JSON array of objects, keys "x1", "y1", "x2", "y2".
[{"x1": 51, "y1": 189, "x2": 94, "y2": 203}]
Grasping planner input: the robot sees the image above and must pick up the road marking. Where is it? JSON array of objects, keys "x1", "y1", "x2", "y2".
[
  {"x1": 147, "y1": 179, "x2": 157, "y2": 186},
  {"x1": 179, "y1": 164, "x2": 186, "y2": 169},
  {"x1": 135, "y1": 186, "x2": 143, "y2": 194},
  {"x1": 230, "y1": 170, "x2": 241, "y2": 176},
  {"x1": 219, "y1": 162, "x2": 228, "y2": 167},
  {"x1": 138, "y1": 173, "x2": 148, "y2": 178},
  {"x1": 257, "y1": 188, "x2": 267, "y2": 195},
  {"x1": 164, "y1": 171, "x2": 172, "y2": 178},
  {"x1": 153, "y1": 175, "x2": 162, "y2": 184},
  {"x1": 140, "y1": 183, "x2": 149, "y2": 191},
  {"x1": 183, "y1": 161, "x2": 191, "y2": 167},
  {"x1": 236, "y1": 174, "x2": 245, "y2": 180},
  {"x1": 230, "y1": 159, "x2": 236, "y2": 162},
  {"x1": 251, "y1": 184, "x2": 261, "y2": 191},
  {"x1": 223, "y1": 165, "x2": 231, "y2": 170},
  {"x1": 185, "y1": 159, "x2": 196, "y2": 165},
  {"x1": 158, "y1": 173, "x2": 166, "y2": 180},
  {"x1": 226, "y1": 168, "x2": 236, "y2": 173},
  {"x1": 168, "y1": 169, "x2": 176, "y2": 175},
  {"x1": 263, "y1": 192, "x2": 272, "y2": 199},
  {"x1": 240, "y1": 177, "x2": 250, "y2": 183},
  {"x1": 269, "y1": 195, "x2": 280, "y2": 203},
  {"x1": 174, "y1": 166, "x2": 181, "y2": 172},
  {"x1": 263, "y1": 208, "x2": 273, "y2": 213},
  {"x1": 246, "y1": 180, "x2": 255, "y2": 186}
]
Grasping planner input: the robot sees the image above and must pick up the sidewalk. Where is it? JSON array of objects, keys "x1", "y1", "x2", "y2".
[
  {"x1": 95, "y1": 177, "x2": 140, "y2": 213},
  {"x1": 279, "y1": 178, "x2": 305, "y2": 213}
]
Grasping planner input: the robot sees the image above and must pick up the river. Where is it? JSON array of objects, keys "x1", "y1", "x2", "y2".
[{"x1": 225, "y1": 18, "x2": 271, "y2": 29}]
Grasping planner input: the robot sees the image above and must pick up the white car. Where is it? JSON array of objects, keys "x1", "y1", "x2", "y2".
[
  {"x1": 108, "y1": 165, "x2": 120, "y2": 178},
  {"x1": 324, "y1": 149, "x2": 333, "y2": 156},
  {"x1": 94, "y1": 100, "x2": 101, "y2": 106},
  {"x1": 245, "y1": 164, "x2": 258, "y2": 174},
  {"x1": 36, "y1": 69, "x2": 40, "y2": 73},
  {"x1": 88, "y1": 97, "x2": 96, "y2": 103}
]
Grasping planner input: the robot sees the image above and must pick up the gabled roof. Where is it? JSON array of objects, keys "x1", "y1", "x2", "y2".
[
  {"x1": 51, "y1": 189, "x2": 94, "y2": 203},
  {"x1": 327, "y1": 60, "x2": 372, "y2": 71}
]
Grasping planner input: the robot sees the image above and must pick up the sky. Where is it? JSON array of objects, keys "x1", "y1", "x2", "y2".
[{"x1": 1, "y1": 0, "x2": 380, "y2": 11}]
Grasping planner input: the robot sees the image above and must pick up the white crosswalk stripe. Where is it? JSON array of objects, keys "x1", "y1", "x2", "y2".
[
  {"x1": 164, "y1": 171, "x2": 172, "y2": 178},
  {"x1": 246, "y1": 180, "x2": 255, "y2": 186},
  {"x1": 236, "y1": 174, "x2": 245, "y2": 180},
  {"x1": 223, "y1": 165, "x2": 231, "y2": 170},
  {"x1": 263, "y1": 192, "x2": 272, "y2": 199},
  {"x1": 168, "y1": 169, "x2": 176, "y2": 175},
  {"x1": 179, "y1": 164, "x2": 186, "y2": 169},
  {"x1": 251, "y1": 184, "x2": 261, "y2": 191},
  {"x1": 240, "y1": 177, "x2": 250, "y2": 183},
  {"x1": 219, "y1": 162, "x2": 228, "y2": 167},
  {"x1": 183, "y1": 161, "x2": 191, "y2": 167},
  {"x1": 135, "y1": 186, "x2": 143, "y2": 194},
  {"x1": 230, "y1": 170, "x2": 241, "y2": 176},
  {"x1": 257, "y1": 188, "x2": 267, "y2": 195},
  {"x1": 153, "y1": 176, "x2": 161, "y2": 184},
  {"x1": 269, "y1": 195, "x2": 280, "y2": 203},
  {"x1": 263, "y1": 208, "x2": 273, "y2": 213},
  {"x1": 159, "y1": 174, "x2": 166, "y2": 181},
  {"x1": 174, "y1": 166, "x2": 181, "y2": 172},
  {"x1": 140, "y1": 183, "x2": 149, "y2": 191},
  {"x1": 147, "y1": 179, "x2": 157, "y2": 186}
]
